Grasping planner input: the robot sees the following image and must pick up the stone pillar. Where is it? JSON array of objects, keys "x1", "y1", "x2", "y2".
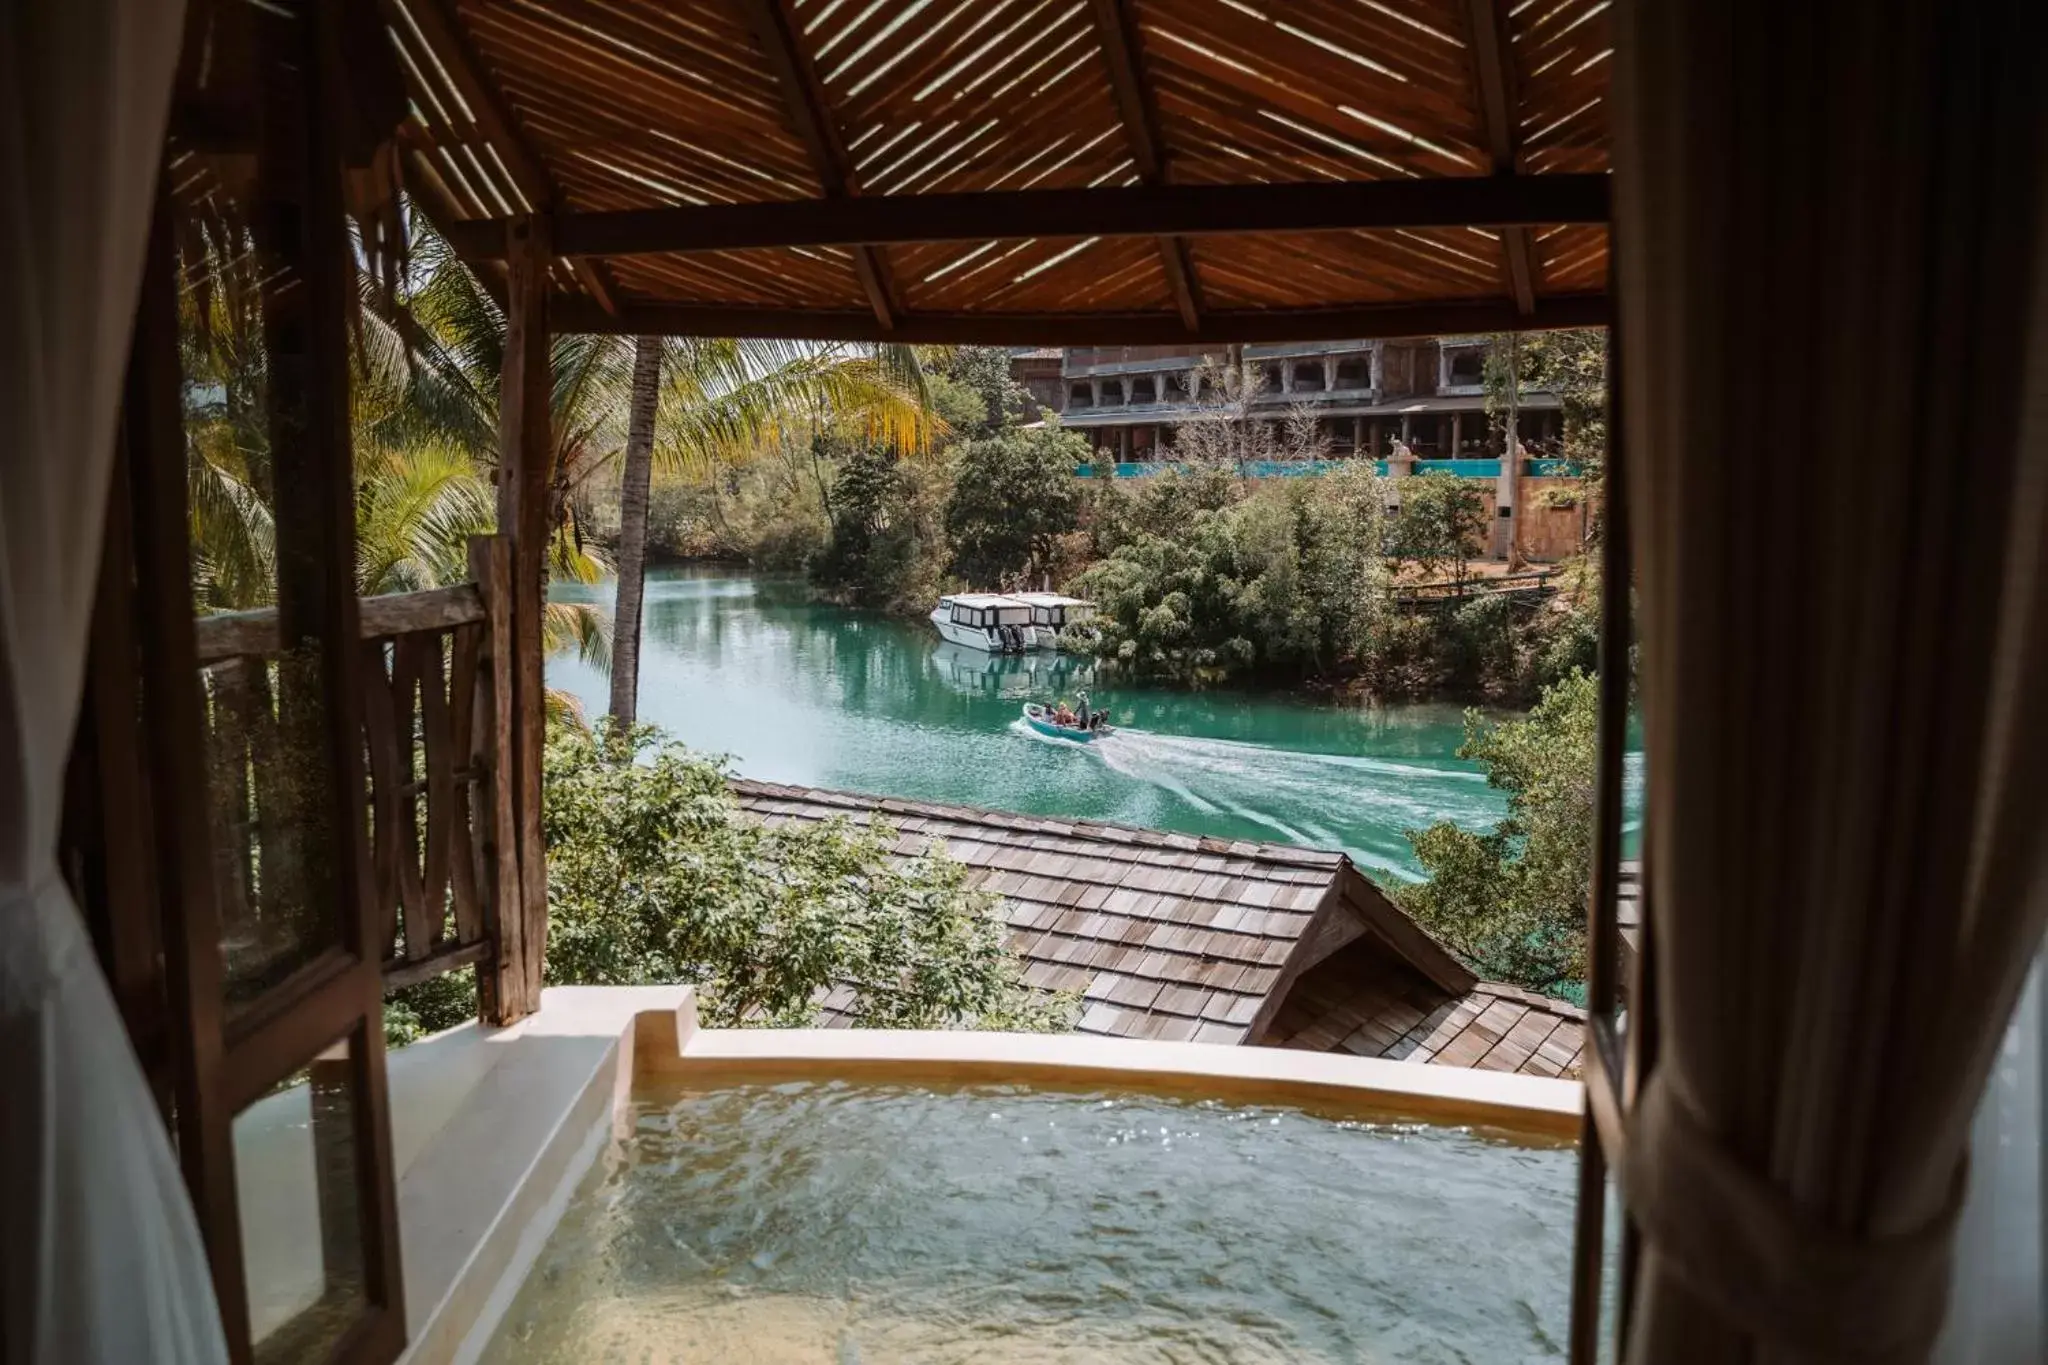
[
  {"x1": 1280, "y1": 361, "x2": 1294, "y2": 394},
  {"x1": 1352, "y1": 415, "x2": 1365, "y2": 457},
  {"x1": 1451, "y1": 411, "x2": 1463, "y2": 458},
  {"x1": 1090, "y1": 379, "x2": 1102, "y2": 408},
  {"x1": 1324, "y1": 356, "x2": 1339, "y2": 392},
  {"x1": 1370, "y1": 342, "x2": 1384, "y2": 398},
  {"x1": 1118, "y1": 426, "x2": 1131, "y2": 462},
  {"x1": 1369, "y1": 417, "x2": 1382, "y2": 459}
]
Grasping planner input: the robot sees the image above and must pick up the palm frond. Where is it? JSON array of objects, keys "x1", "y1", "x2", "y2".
[{"x1": 544, "y1": 600, "x2": 612, "y2": 673}]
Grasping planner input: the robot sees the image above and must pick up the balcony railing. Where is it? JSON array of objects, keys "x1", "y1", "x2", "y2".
[{"x1": 192, "y1": 563, "x2": 513, "y2": 995}]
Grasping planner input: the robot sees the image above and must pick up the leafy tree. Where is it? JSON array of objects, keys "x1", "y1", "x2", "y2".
[
  {"x1": 1396, "y1": 670, "x2": 1596, "y2": 993},
  {"x1": 1389, "y1": 471, "x2": 1489, "y2": 597},
  {"x1": 539, "y1": 722, "x2": 1075, "y2": 1030},
  {"x1": 808, "y1": 436, "x2": 948, "y2": 612},
  {"x1": 919, "y1": 344, "x2": 1027, "y2": 436},
  {"x1": 1071, "y1": 464, "x2": 1390, "y2": 684},
  {"x1": 943, "y1": 425, "x2": 1087, "y2": 587}
]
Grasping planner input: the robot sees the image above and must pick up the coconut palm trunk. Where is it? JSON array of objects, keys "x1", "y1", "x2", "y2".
[{"x1": 608, "y1": 335, "x2": 663, "y2": 727}]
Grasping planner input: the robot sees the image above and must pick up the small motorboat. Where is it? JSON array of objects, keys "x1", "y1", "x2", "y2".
[{"x1": 1023, "y1": 699, "x2": 1113, "y2": 742}]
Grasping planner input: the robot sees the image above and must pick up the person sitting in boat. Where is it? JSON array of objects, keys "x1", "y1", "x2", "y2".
[{"x1": 1052, "y1": 701, "x2": 1078, "y2": 727}]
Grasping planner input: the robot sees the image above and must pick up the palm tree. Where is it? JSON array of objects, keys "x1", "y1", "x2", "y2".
[
  {"x1": 603, "y1": 335, "x2": 932, "y2": 726},
  {"x1": 608, "y1": 337, "x2": 662, "y2": 728}
]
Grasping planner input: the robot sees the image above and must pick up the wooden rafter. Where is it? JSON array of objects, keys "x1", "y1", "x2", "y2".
[
  {"x1": 1087, "y1": 0, "x2": 1202, "y2": 333},
  {"x1": 546, "y1": 292, "x2": 1611, "y2": 345},
  {"x1": 443, "y1": 174, "x2": 1609, "y2": 259},
  {"x1": 1465, "y1": 0, "x2": 1538, "y2": 315},
  {"x1": 738, "y1": 0, "x2": 898, "y2": 332},
  {"x1": 387, "y1": 0, "x2": 620, "y2": 317}
]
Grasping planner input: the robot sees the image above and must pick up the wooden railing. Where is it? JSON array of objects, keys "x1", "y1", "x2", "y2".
[{"x1": 194, "y1": 572, "x2": 513, "y2": 998}]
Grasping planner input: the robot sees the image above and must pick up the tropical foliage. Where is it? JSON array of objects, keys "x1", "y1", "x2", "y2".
[
  {"x1": 943, "y1": 425, "x2": 1087, "y2": 587},
  {"x1": 540, "y1": 722, "x2": 1075, "y2": 1030},
  {"x1": 1070, "y1": 463, "x2": 1391, "y2": 684},
  {"x1": 1396, "y1": 670, "x2": 1598, "y2": 994},
  {"x1": 1388, "y1": 471, "x2": 1490, "y2": 596}
]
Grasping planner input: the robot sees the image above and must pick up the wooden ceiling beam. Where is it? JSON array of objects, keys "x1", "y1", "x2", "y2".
[
  {"x1": 544, "y1": 292, "x2": 1611, "y2": 345},
  {"x1": 387, "y1": 0, "x2": 619, "y2": 317},
  {"x1": 738, "y1": 0, "x2": 899, "y2": 332},
  {"x1": 442, "y1": 174, "x2": 1609, "y2": 259},
  {"x1": 1087, "y1": 0, "x2": 1202, "y2": 333},
  {"x1": 1464, "y1": 0, "x2": 1538, "y2": 315}
]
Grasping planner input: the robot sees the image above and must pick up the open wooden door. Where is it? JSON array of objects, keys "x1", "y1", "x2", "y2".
[{"x1": 59, "y1": 3, "x2": 409, "y2": 1362}]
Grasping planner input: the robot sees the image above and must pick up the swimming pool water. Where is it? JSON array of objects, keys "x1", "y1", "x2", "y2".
[{"x1": 487, "y1": 1079, "x2": 1578, "y2": 1364}]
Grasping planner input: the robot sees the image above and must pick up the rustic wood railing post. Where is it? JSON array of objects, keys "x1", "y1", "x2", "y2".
[{"x1": 468, "y1": 534, "x2": 529, "y2": 1023}]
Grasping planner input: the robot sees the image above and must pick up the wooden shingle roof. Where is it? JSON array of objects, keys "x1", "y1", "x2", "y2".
[
  {"x1": 375, "y1": 0, "x2": 1613, "y2": 343},
  {"x1": 1258, "y1": 935, "x2": 1587, "y2": 1079},
  {"x1": 734, "y1": 778, "x2": 1353, "y2": 1044},
  {"x1": 731, "y1": 779, "x2": 1582, "y2": 1077}
]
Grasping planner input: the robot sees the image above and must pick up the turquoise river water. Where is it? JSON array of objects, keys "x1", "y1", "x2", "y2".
[{"x1": 548, "y1": 567, "x2": 1639, "y2": 882}]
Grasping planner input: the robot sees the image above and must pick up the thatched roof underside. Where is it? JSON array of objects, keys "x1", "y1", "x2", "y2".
[{"x1": 380, "y1": 0, "x2": 1613, "y2": 342}]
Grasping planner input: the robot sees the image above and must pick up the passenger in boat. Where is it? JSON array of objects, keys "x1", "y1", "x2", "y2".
[{"x1": 1053, "y1": 702, "x2": 1078, "y2": 727}]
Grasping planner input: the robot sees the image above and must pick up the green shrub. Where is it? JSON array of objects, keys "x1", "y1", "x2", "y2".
[
  {"x1": 1395, "y1": 670, "x2": 1597, "y2": 994},
  {"x1": 1070, "y1": 464, "x2": 1389, "y2": 685},
  {"x1": 541, "y1": 721, "x2": 1074, "y2": 1030},
  {"x1": 943, "y1": 426, "x2": 1086, "y2": 586}
]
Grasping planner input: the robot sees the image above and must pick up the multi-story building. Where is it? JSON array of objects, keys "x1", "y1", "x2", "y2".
[{"x1": 1012, "y1": 339, "x2": 1585, "y2": 561}]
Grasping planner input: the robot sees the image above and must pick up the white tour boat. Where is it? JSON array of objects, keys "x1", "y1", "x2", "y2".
[
  {"x1": 1012, "y1": 592, "x2": 1098, "y2": 649},
  {"x1": 929, "y1": 593, "x2": 1033, "y2": 653}
]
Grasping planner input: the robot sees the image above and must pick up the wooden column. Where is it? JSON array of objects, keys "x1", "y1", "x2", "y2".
[
  {"x1": 494, "y1": 215, "x2": 552, "y2": 1021},
  {"x1": 468, "y1": 534, "x2": 523, "y2": 1022},
  {"x1": 1369, "y1": 417, "x2": 1382, "y2": 458}
]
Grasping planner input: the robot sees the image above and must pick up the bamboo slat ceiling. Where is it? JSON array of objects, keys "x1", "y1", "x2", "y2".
[{"x1": 385, "y1": 0, "x2": 1611, "y2": 342}]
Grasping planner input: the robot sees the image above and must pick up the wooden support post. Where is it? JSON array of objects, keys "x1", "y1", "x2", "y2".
[
  {"x1": 468, "y1": 535, "x2": 523, "y2": 1022},
  {"x1": 1451, "y1": 411, "x2": 1463, "y2": 457},
  {"x1": 497, "y1": 215, "x2": 553, "y2": 1019},
  {"x1": 1369, "y1": 417, "x2": 1381, "y2": 458}
]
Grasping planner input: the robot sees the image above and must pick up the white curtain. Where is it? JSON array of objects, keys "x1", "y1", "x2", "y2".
[
  {"x1": 1935, "y1": 947, "x2": 2046, "y2": 1363},
  {"x1": 0, "y1": 2, "x2": 227, "y2": 1362}
]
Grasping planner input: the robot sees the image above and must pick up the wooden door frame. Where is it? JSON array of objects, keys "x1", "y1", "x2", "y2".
[{"x1": 88, "y1": 3, "x2": 410, "y2": 1359}]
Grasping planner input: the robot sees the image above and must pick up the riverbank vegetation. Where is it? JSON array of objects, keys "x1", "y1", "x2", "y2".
[
  {"x1": 587, "y1": 340, "x2": 1606, "y2": 709},
  {"x1": 1395, "y1": 671, "x2": 1598, "y2": 997}
]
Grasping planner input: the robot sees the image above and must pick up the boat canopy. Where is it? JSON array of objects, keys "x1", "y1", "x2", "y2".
[
  {"x1": 947, "y1": 594, "x2": 1031, "y2": 628},
  {"x1": 1015, "y1": 592, "x2": 1096, "y2": 626}
]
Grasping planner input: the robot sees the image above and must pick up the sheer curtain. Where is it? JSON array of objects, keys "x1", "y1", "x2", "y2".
[
  {"x1": 1936, "y1": 947, "x2": 2046, "y2": 1363},
  {"x1": 0, "y1": 1, "x2": 227, "y2": 1362}
]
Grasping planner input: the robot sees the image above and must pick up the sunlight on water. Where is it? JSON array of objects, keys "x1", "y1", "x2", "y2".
[
  {"x1": 551, "y1": 569, "x2": 1642, "y2": 879},
  {"x1": 486, "y1": 1081, "x2": 1578, "y2": 1365}
]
